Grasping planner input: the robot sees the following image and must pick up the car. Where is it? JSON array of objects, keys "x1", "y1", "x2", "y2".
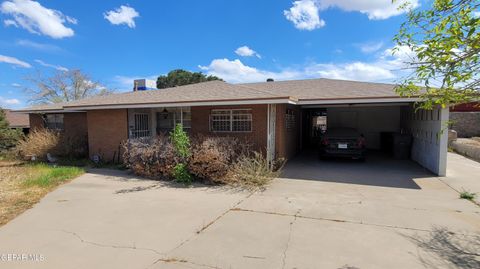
[{"x1": 319, "y1": 128, "x2": 366, "y2": 160}]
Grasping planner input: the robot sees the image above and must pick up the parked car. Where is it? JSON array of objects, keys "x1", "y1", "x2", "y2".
[{"x1": 319, "y1": 128, "x2": 366, "y2": 160}]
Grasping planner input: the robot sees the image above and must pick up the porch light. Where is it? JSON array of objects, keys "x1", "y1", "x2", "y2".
[{"x1": 161, "y1": 108, "x2": 169, "y2": 119}]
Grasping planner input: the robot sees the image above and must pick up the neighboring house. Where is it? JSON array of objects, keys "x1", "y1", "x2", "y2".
[
  {"x1": 3, "y1": 109, "x2": 30, "y2": 134},
  {"x1": 450, "y1": 102, "x2": 480, "y2": 138},
  {"x1": 16, "y1": 78, "x2": 450, "y2": 176}
]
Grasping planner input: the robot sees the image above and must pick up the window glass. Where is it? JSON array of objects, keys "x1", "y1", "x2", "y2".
[
  {"x1": 45, "y1": 114, "x2": 64, "y2": 131},
  {"x1": 210, "y1": 109, "x2": 252, "y2": 132}
]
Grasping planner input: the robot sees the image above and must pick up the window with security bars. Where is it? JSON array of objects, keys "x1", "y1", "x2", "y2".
[
  {"x1": 285, "y1": 109, "x2": 296, "y2": 131},
  {"x1": 210, "y1": 109, "x2": 252, "y2": 132},
  {"x1": 132, "y1": 113, "x2": 150, "y2": 138},
  {"x1": 45, "y1": 114, "x2": 64, "y2": 131}
]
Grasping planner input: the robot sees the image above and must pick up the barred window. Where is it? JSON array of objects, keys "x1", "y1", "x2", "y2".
[
  {"x1": 285, "y1": 109, "x2": 296, "y2": 131},
  {"x1": 210, "y1": 109, "x2": 252, "y2": 132},
  {"x1": 45, "y1": 114, "x2": 64, "y2": 131}
]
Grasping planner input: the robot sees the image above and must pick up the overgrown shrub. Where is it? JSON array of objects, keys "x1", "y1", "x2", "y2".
[
  {"x1": 188, "y1": 136, "x2": 250, "y2": 183},
  {"x1": 15, "y1": 129, "x2": 87, "y2": 161},
  {"x1": 15, "y1": 129, "x2": 60, "y2": 161},
  {"x1": 173, "y1": 163, "x2": 192, "y2": 184},
  {"x1": 170, "y1": 124, "x2": 191, "y2": 159},
  {"x1": 122, "y1": 134, "x2": 178, "y2": 179},
  {"x1": 228, "y1": 152, "x2": 284, "y2": 188}
]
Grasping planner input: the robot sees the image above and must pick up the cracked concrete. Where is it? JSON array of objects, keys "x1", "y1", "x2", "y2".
[{"x1": 1, "y1": 153, "x2": 480, "y2": 269}]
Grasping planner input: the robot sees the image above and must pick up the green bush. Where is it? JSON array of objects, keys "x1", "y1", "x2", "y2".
[
  {"x1": 0, "y1": 109, "x2": 24, "y2": 152},
  {"x1": 173, "y1": 163, "x2": 192, "y2": 184},
  {"x1": 170, "y1": 124, "x2": 190, "y2": 159}
]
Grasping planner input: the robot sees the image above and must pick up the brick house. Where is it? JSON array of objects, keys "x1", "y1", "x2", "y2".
[{"x1": 17, "y1": 78, "x2": 450, "y2": 176}]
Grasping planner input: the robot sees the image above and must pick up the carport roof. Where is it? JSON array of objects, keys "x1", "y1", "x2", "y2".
[
  {"x1": 16, "y1": 78, "x2": 416, "y2": 112},
  {"x1": 240, "y1": 78, "x2": 402, "y2": 101}
]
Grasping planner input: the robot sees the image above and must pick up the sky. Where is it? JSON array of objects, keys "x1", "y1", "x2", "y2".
[{"x1": 0, "y1": 0, "x2": 422, "y2": 109}]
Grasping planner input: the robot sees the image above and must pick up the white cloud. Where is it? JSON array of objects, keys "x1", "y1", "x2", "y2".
[
  {"x1": 284, "y1": 0, "x2": 418, "y2": 30},
  {"x1": 358, "y1": 41, "x2": 384, "y2": 53},
  {"x1": 235, "y1": 46, "x2": 261, "y2": 58},
  {"x1": 16, "y1": 39, "x2": 63, "y2": 53},
  {"x1": 104, "y1": 5, "x2": 139, "y2": 28},
  {"x1": 473, "y1": 11, "x2": 480, "y2": 18},
  {"x1": 284, "y1": 0, "x2": 325, "y2": 30},
  {"x1": 0, "y1": 96, "x2": 20, "y2": 105},
  {"x1": 11, "y1": 83, "x2": 21, "y2": 87},
  {"x1": 3, "y1": 18, "x2": 17, "y2": 27},
  {"x1": 0, "y1": 54, "x2": 31, "y2": 68},
  {"x1": 0, "y1": 0, "x2": 76, "y2": 39},
  {"x1": 199, "y1": 45, "x2": 414, "y2": 84},
  {"x1": 34, "y1": 59, "x2": 68, "y2": 71}
]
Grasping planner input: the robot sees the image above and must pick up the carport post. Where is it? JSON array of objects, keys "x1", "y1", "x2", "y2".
[{"x1": 437, "y1": 107, "x2": 449, "y2": 176}]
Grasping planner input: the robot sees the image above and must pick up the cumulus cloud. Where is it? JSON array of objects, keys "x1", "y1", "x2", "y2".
[
  {"x1": 284, "y1": 0, "x2": 418, "y2": 30},
  {"x1": 199, "y1": 45, "x2": 414, "y2": 83},
  {"x1": 284, "y1": 0, "x2": 325, "y2": 30},
  {"x1": 0, "y1": 96, "x2": 20, "y2": 105},
  {"x1": 0, "y1": 0, "x2": 76, "y2": 39},
  {"x1": 0, "y1": 54, "x2": 31, "y2": 68},
  {"x1": 104, "y1": 5, "x2": 139, "y2": 28},
  {"x1": 235, "y1": 46, "x2": 261, "y2": 58},
  {"x1": 34, "y1": 59, "x2": 68, "y2": 71}
]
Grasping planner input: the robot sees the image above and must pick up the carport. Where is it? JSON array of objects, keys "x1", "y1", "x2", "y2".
[{"x1": 295, "y1": 100, "x2": 449, "y2": 176}]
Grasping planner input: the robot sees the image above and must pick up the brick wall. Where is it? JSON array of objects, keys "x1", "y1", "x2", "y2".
[
  {"x1": 191, "y1": 105, "x2": 268, "y2": 153},
  {"x1": 275, "y1": 104, "x2": 301, "y2": 160},
  {"x1": 29, "y1": 114, "x2": 44, "y2": 131},
  {"x1": 87, "y1": 109, "x2": 128, "y2": 162},
  {"x1": 450, "y1": 112, "x2": 480, "y2": 138},
  {"x1": 64, "y1": 113, "x2": 88, "y2": 139}
]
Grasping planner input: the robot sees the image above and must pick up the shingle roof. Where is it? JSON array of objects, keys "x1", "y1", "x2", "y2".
[
  {"x1": 240, "y1": 78, "x2": 398, "y2": 101},
  {"x1": 63, "y1": 80, "x2": 291, "y2": 109},
  {"x1": 15, "y1": 78, "x2": 408, "y2": 112},
  {"x1": 3, "y1": 109, "x2": 30, "y2": 128}
]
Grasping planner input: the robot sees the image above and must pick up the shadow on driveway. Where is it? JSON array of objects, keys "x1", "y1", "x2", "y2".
[{"x1": 280, "y1": 151, "x2": 434, "y2": 189}]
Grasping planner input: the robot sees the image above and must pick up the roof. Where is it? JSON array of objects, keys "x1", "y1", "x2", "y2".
[
  {"x1": 240, "y1": 78, "x2": 399, "y2": 101},
  {"x1": 3, "y1": 109, "x2": 30, "y2": 128},
  {"x1": 16, "y1": 78, "x2": 415, "y2": 113}
]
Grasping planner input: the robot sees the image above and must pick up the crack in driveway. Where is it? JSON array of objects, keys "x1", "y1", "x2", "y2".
[
  {"x1": 281, "y1": 209, "x2": 301, "y2": 269},
  {"x1": 60, "y1": 230, "x2": 165, "y2": 256}
]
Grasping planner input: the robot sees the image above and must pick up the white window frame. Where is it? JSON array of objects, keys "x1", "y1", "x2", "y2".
[{"x1": 209, "y1": 109, "x2": 252, "y2": 133}]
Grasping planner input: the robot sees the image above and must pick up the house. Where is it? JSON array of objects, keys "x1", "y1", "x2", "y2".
[
  {"x1": 16, "y1": 78, "x2": 449, "y2": 176},
  {"x1": 3, "y1": 109, "x2": 30, "y2": 134}
]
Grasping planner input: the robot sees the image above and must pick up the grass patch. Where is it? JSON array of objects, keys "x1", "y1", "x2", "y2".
[
  {"x1": 22, "y1": 164, "x2": 84, "y2": 188},
  {"x1": 0, "y1": 161, "x2": 85, "y2": 226},
  {"x1": 460, "y1": 191, "x2": 476, "y2": 201}
]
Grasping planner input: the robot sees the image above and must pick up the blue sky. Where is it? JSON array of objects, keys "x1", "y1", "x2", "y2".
[{"x1": 0, "y1": 0, "x2": 420, "y2": 108}]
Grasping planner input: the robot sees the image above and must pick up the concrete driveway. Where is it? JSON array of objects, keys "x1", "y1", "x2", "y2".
[{"x1": 0, "y1": 153, "x2": 479, "y2": 269}]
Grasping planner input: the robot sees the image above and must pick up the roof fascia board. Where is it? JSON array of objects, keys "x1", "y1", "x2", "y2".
[
  {"x1": 298, "y1": 98, "x2": 420, "y2": 105},
  {"x1": 63, "y1": 98, "x2": 296, "y2": 111}
]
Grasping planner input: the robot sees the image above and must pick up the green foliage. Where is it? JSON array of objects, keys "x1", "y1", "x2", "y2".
[
  {"x1": 156, "y1": 69, "x2": 222, "y2": 89},
  {"x1": 0, "y1": 108, "x2": 24, "y2": 151},
  {"x1": 460, "y1": 190, "x2": 476, "y2": 201},
  {"x1": 173, "y1": 163, "x2": 192, "y2": 184},
  {"x1": 394, "y1": 0, "x2": 480, "y2": 109},
  {"x1": 170, "y1": 124, "x2": 191, "y2": 159},
  {"x1": 22, "y1": 164, "x2": 84, "y2": 188}
]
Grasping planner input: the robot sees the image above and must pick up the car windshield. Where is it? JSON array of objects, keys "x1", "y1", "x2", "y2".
[{"x1": 325, "y1": 128, "x2": 360, "y2": 138}]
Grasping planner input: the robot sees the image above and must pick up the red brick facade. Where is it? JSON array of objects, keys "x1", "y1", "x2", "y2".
[
  {"x1": 275, "y1": 104, "x2": 301, "y2": 160},
  {"x1": 29, "y1": 114, "x2": 44, "y2": 131},
  {"x1": 191, "y1": 104, "x2": 268, "y2": 154},
  {"x1": 87, "y1": 109, "x2": 128, "y2": 162},
  {"x1": 29, "y1": 112, "x2": 88, "y2": 139}
]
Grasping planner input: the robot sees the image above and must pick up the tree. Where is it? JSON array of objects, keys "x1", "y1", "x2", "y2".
[
  {"x1": 394, "y1": 0, "x2": 480, "y2": 109},
  {"x1": 157, "y1": 69, "x2": 222, "y2": 89},
  {"x1": 26, "y1": 69, "x2": 113, "y2": 104},
  {"x1": 0, "y1": 108, "x2": 24, "y2": 151}
]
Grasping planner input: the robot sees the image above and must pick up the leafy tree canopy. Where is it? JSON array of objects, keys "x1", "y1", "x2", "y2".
[
  {"x1": 157, "y1": 69, "x2": 222, "y2": 89},
  {"x1": 26, "y1": 69, "x2": 113, "y2": 104},
  {"x1": 394, "y1": 0, "x2": 480, "y2": 109}
]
